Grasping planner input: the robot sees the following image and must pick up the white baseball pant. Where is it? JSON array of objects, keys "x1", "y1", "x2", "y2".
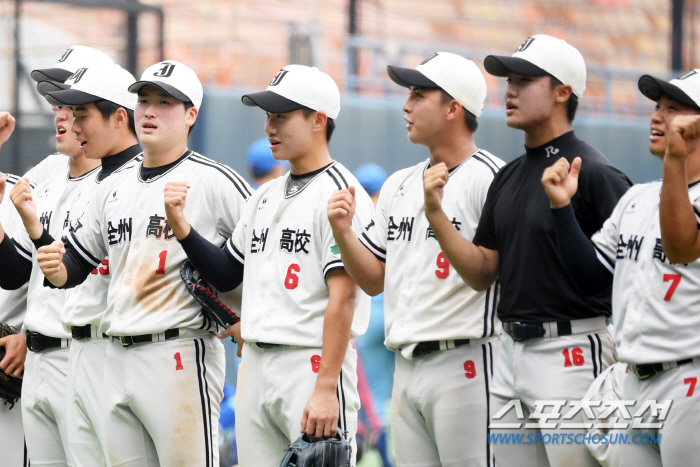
[{"x1": 235, "y1": 342, "x2": 360, "y2": 467}]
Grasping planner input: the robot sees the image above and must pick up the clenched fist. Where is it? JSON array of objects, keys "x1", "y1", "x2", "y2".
[
  {"x1": 37, "y1": 240, "x2": 67, "y2": 286},
  {"x1": 541, "y1": 157, "x2": 581, "y2": 209},
  {"x1": 328, "y1": 186, "x2": 356, "y2": 235},
  {"x1": 164, "y1": 181, "x2": 191, "y2": 240},
  {"x1": 665, "y1": 115, "x2": 700, "y2": 163},
  {"x1": 423, "y1": 163, "x2": 449, "y2": 216}
]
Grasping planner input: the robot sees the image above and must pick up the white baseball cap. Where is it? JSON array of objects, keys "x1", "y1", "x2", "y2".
[
  {"x1": 44, "y1": 64, "x2": 137, "y2": 110},
  {"x1": 128, "y1": 61, "x2": 203, "y2": 109},
  {"x1": 387, "y1": 52, "x2": 487, "y2": 117},
  {"x1": 242, "y1": 65, "x2": 341, "y2": 119},
  {"x1": 484, "y1": 34, "x2": 587, "y2": 98},
  {"x1": 31, "y1": 46, "x2": 113, "y2": 83},
  {"x1": 638, "y1": 69, "x2": 700, "y2": 110}
]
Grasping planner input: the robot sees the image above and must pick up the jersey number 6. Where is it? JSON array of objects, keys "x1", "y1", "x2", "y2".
[{"x1": 285, "y1": 264, "x2": 300, "y2": 289}]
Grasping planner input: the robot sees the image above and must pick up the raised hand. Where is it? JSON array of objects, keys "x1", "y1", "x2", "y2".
[
  {"x1": 328, "y1": 186, "x2": 356, "y2": 235},
  {"x1": 164, "y1": 181, "x2": 191, "y2": 240},
  {"x1": 0, "y1": 112, "x2": 16, "y2": 149},
  {"x1": 423, "y1": 162, "x2": 449, "y2": 216},
  {"x1": 37, "y1": 241, "x2": 67, "y2": 286},
  {"x1": 541, "y1": 157, "x2": 581, "y2": 209},
  {"x1": 665, "y1": 115, "x2": 700, "y2": 162}
]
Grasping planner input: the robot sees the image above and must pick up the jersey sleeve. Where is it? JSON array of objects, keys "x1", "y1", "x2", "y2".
[
  {"x1": 590, "y1": 190, "x2": 631, "y2": 271},
  {"x1": 358, "y1": 178, "x2": 392, "y2": 262},
  {"x1": 224, "y1": 194, "x2": 254, "y2": 267},
  {"x1": 575, "y1": 159, "x2": 632, "y2": 238},
  {"x1": 65, "y1": 184, "x2": 108, "y2": 269},
  {"x1": 472, "y1": 173, "x2": 500, "y2": 250},
  {"x1": 203, "y1": 163, "x2": 252, "y2": 241},
  {"x1": 323, "y1": 183, "x2": 375, "y2": 279}
]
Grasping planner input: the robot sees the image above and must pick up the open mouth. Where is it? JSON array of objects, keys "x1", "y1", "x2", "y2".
[
  {"x1": 269, "y1": 140, "x2": 281, "y2": 148},
  {"x1": 142, "y1": 122, "x2": 157, "y2": 131},
  {"x1": 56, "y1": 126, "x2": 67, "y2": 138},
  {"x1": 79, "y1": 140, "x2": 87, "y2": 149}
]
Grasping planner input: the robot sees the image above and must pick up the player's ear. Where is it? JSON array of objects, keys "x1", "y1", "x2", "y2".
[
  {"x1": 113, "y1": 107, "x2": 128, "y2": 129},
  {"x1": 185, "y1": 105, "x2": 198, "y2": 128},
  {"x1": 554, "y1": 84, "x2": 573, "y2": 104},
  {"x1": 445, "y1": 99, "x2": 462, "y2": 122},
  {"x1": 311, "y1": 112, "x2": 327, "y2": 134}
]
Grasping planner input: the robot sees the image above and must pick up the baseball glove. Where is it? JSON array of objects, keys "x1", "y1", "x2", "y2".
[
  {"x1": 0, "y1": 323, "x2": 22, "y2": 407},
  {"x1": 279, "y1": 431, "x2": 352, "y2": 467},
  {"x1": 180, "y1": 260, "x2": 240, "y2": 330}
]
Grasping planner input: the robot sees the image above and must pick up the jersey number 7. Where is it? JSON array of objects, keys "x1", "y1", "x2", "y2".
[{"x1": 663, "y1": 273, "x2": 681, "y2": 301}]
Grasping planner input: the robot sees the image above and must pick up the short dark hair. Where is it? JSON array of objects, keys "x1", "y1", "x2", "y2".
[
  {"x1": 550, "y1": 77, "x2": 579, "y2": 123},
  {"x1": 301, "y1": 107, "x2": 335, "y2": 143},
  {"x1": 184, "y1": 102, "x2": 196, "y2": 136},
  {"x1": 440, "y1": 90, "x2": 478, "y2": 133},
  {"x1": 93, "y1": 99, "x2": 136, "y2": 136}
]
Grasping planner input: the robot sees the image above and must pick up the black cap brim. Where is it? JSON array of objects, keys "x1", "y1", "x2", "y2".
[
  {"x1": 241, "y1": 91, "x2": 304, "y2": 113},
  {"x1": 128, "y1": 80, "x2": 192, "y2": 104},
  {"x1": 37, "y1": 80, "x2": 69, "y2": 97},
  {"x1": 386, "y1": 66, "x2": 439, "y2": 89},
  {"x1": 484, "y1": 55, "x2": 548, "y2": 77},
  {"x1": 30, "y1": 68, "x2": 72, "y2": 83},
  {"x1": 44, "y1": 89, "x2": 100, "y2": 107},
  {"x1": 638, "y1": 75, "x2": 699, "y2": 110}
]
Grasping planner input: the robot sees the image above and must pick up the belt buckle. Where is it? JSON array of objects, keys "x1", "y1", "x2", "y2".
[
  {"x1": 633, "y1": 364, "x2": 653, "y2": 380},
  {"x1": 118, "y1": 336, "x2": 134, "y2": 347},
  {"x1": 27, "y1": 332, "x2": 43, "y2": 352}
]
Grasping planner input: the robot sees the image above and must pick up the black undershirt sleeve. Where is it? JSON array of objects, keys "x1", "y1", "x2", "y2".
[
  {"x1": 178, "y1": 226, "x2": 244, "y2": 292},
  {"x1": 43, "y1": 244, "x2": 96, "y2": 289},
  {"x1": 0, "y1": 234, "x2": 32, "y2": 290},
  {"x1": 31, "y1": 228, "x2": 55, "y2": 250},
  {"x1": 551, "y1": 205, "x2": 613, "y2": 295}
]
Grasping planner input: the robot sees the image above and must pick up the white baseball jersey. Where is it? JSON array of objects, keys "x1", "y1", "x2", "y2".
[
  {"x1": 0, "y1": 174, "x2": 34, "y2": 328},
  {"x1": 68, "y1": 150, "x2": 251, "y2": 336},
  {"x1": 23, "y1": 153, "x2": 68, "y2": 185},
  {"x1": 359, "y1": 151, "x2": 505, "y2": 350},
  {"x1": 592, "y1": 181, "x2": 700, "y2": 364},
  {"x1": 226, "y1": 161, "x2": 372, "y2": 347},
  {"x1": 0, "y1": 155, "x2": 68, "y2": 327},
  {"x1": 13, "y1": 166, "x2": 100, "y2": 338},
  {"x1": 60, "y1": 156, "x2": 142, "y2": 332}
]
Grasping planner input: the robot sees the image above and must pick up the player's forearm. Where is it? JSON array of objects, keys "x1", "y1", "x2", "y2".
[
  {"x1": 21, "y1": 216, "x2": 43, "y2": 240},
  {"x1": 0, "y1": 233, "x2": 31, "y2": 290},
  {"x1": 178, "y1": 227, "x2": 243, "y2": 292},
  {"x1": 318, "y1": 277, "x2": 355, "y2": 391},
  {"x1": 332, "y1": 227, "x2": 385, "y2": 296},
  {"x1": 45, "y1": 264, "x2": 68, "y2": 288},
  {"x1": 660, "y1": 157, "x2": 700, "y2": 262},
  {"x1": 426, "y1": 208, "x2": 497, "y2": 291}
]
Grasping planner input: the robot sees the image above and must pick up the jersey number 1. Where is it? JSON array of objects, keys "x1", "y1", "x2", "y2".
[{"x1": 156, "y1": 250, "x2": 167, "y2": 275}]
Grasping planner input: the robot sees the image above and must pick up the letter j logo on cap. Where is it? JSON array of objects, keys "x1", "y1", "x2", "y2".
[
  {"x1": 269, "y1": 70, "x2": 289, "y2": 86},
  {"x1": 154, "y1": 63, "x2": 176, "y2": 78},
  {"x1": 58, "y1": 48, "x2": 73, "y2": 63},
  {"x1": 516, "y1": 37, "x2": 536, "y2": 52}
]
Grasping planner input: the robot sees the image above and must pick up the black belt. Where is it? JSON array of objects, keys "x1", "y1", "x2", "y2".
[
  {"x1": 113, "y1": 329, "x2": 179, "y2": 347},
  {"x1": 256, "y1": 342, "x2": 279, "y2": 348},
  {"x1": 632, "y1": 358, "x2": 693, "y2": 380},
  {"x1": 71, "y1": 325, "x2": 109, "y2": 340},
  {"x1": 413, "y1": 339, "x2": 471, "y2": 357},
  {"x1": 26, "y1": 332, "x2": 63, "y2": 352},
  {"x1": 503, "y1": 321, "x2": 573, "y2": 341}
]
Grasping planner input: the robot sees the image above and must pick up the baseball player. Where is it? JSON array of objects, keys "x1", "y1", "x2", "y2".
[
  {"x1": 31, "y1": 63, "x2": 140, "y2": 467},
  {"x1": 38, "y1": 60, "x2": 251, "y2": 467},
  {"x1": 163, "y1": 64, "x2": 372, "y2": 467},
  {"x1": 423, "y1": 36, "x2": 632, "y2": 467},
  {"x1": 542, "y1": 69, "x2": 700, "y2": 466},
  {"x1": 0, "y1": 47, "x2": 114, "y2": 466},
  {"x1": 328, "y1": 53, "x2": 505, "y2": 467}
]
